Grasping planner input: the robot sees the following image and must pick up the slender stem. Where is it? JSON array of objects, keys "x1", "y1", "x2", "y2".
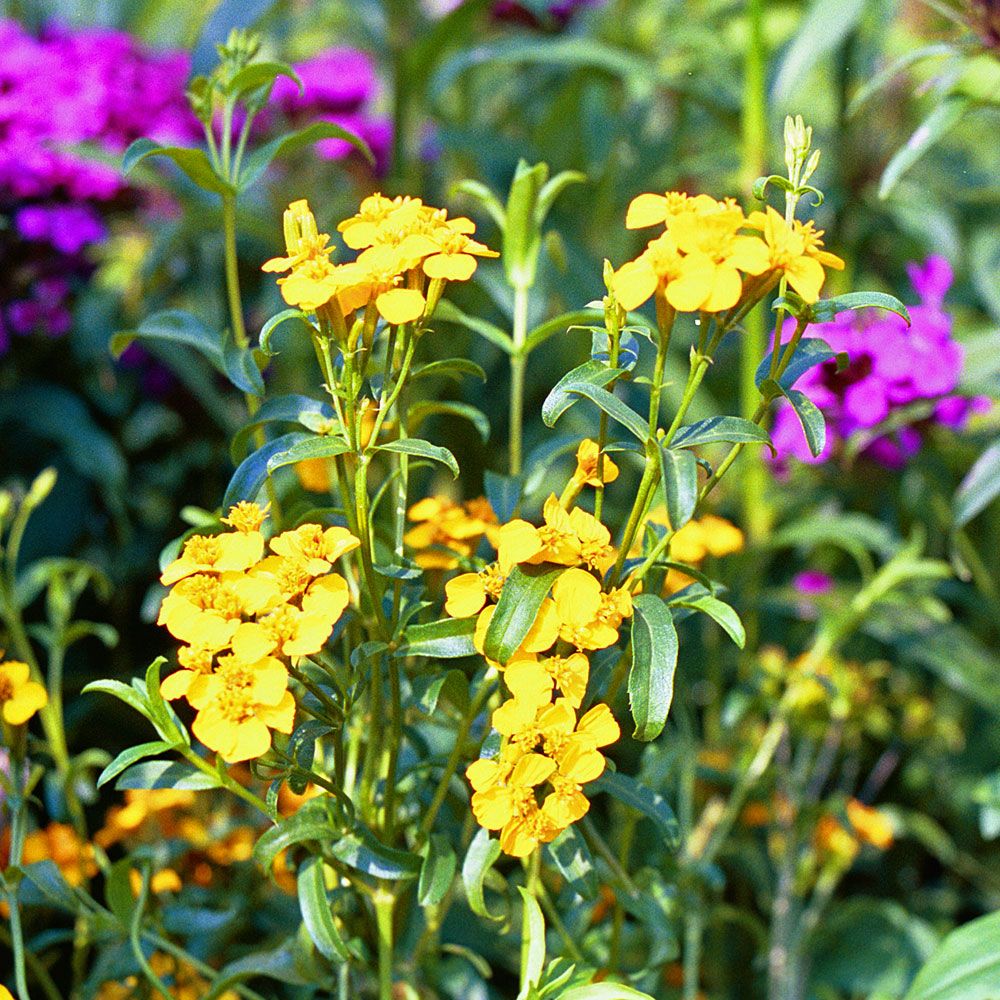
[
  {"x1": 520, "y1": 850, "x2": 542, "y2": 987},
  {"x1": 374, "y1": 889, "x2": 396, "y2": 1000},
  {"x1": 509, "y1": 286, "x2": 530, "y2": 477},
  {"x1": 682, "y1": 907, "x2": 705, "y2": 1000},
  {"x1": 609, "y1": 455, "x2": 658, "y2": 586}
]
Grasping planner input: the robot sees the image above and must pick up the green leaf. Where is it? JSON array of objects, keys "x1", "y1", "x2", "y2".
[
  {"x1": 658, "y1": 446, "x2": 698, "y2": 531},
  {"x1": 771, "y1": 0, "x2": 866, "y2": 106},
  {"x1": 523, "y1": 308, "x2": 601, "y2": 355},
  {"x1": 462, "y1": 827, "x2": 503, "y2": 920},
  {"x1": 485, "y1": 470, "x2": 523, "y2": 522},
  {"x1": 411, "y1": 357, "x2": 488, "y2": 384},
  {"x1": 82, "y1": 679, "x2": 155, "y2": 724},
  {"x1": 503, "y1": 159, "x2": 548, "y2": 290},
  {"x1": 267, "y1": 434, "x2": 351, "y2": 475},
  {"x1": 225, "y1": 61, "x2": 301, "y2": 100},
  {"x1": 375, "y1": 439, "x2": 460, "y2": 478},
  {"x1": 879, "y1": 96, "x2": 972, "y2": 200},
  {"x1": 433, "y1": 298, "x2": 513, "y2": 353},
  {"x1": 628, "y1": 594, "x2": 679, "y2": 741},
  {"x1": 418, "y1": 835, "x2": 457, "y2": 907},
  {"x1": 105, "y1": 858, "x2": 137, "y2": 928},
  {"x1": 112, "y1": 309, "x2": 222, "y2": 366},
  {"x1": 413, "y1": 669, "x2": 469, "y2": 715},
  {"x1": 755, "y1": 337, "x2": 835, "y2": 390},
  {"x1": 592, "y1": 770, "x2": 680, "y2": 847},
  {"x1": 408, "y1": 401, "x2": 490, "y2": 442},
  {"x1": 545, "y1": 825, "x2": 598, "y2": 900},
  {"x1": 398, "y1": 617, "x2": 477, "y2": 659},
  {"x1": 254, "y1": 801, "x2": 340, "y2": 872},
  {"x1": 115, "y1": 760, "x2": 219, "y2": 791},
  {"x1": 230, "y1": 394, "x2": 333, "y2": 461},
  {"x1": 671, "y1": 593, "x2": 745, "y2": 648},
  {"x1": 329, "y1": 827, "x2": 420, "y2": 881},
  {"x1": 535, "y1": 169, "x2": 587, "y2": 225},
  {"x1": 297, "y1": 856, "x2": 352, "y2": 963},
  {"x1": 239, "y1": 122, "x2": 374, "y2": 191},
  {"x1": 518, "y1": 886, "x2": 547, "y2": 994},
  {"x1": 96, "y1": 741, "x2": 174, "y2": 788},
  {"x1": 542, "y1": 360, "x2": 626, "y2": 428},
  {"x1": 224, "y1": 431, "x2": 308, "y2": 509},
  {"x1": 808, "y1": 291, "x2": 911, "y2": 325},
  {"x1": 451, "y1": 178, "x2": 506, "y2": 229},
  {"x1": 776, "y1": 386, "x2": 826, "y2": 458},
  {"x1": 566, "y1": 383, "x2": 649, "y2": 442},
  {"x1": 20, "y1": 861, "x2": 84, "y2": 914},
  {"x1": 260, "y1": 308, "x2": 315, "y2": 356},
  {"x1": 485, "y1": 564, "x2": 565, "y2": 665},
  {"x1": 954, "y1": 440, "x2": 1000, "y2": 528},
  {"x1": 673, "y1": 416, "x2": 773, "y2": 451},
  {"x1": 222, "y1": 333, "x2": 265, "y2": 395},
  {"x1": 558, "y1": 985, "x2": 656, "y2": 1000},
  {"x1": 122, "y1": 137, "x2": 231, "y2": 194},
  {"x1": 904, "y1": 911, "x2": 1000, "y2": 1000}
]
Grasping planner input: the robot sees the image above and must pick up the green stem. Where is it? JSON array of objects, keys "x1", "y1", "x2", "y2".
[
  {"x1": 520, "y1": 850, "x2": 542, "y2": 987},
  {"x1": 609, "y1": 454, "x2": 659, "y2": 586},
  {"x1": 509, "y1": 286, "x2": 530, "y2": 477},
  {"x1": 374, "y1": 889, "x2": 396, "y2": 1000},
  {"x1": 682, "y1": 907, "x2": 705, "y2": 1000}
]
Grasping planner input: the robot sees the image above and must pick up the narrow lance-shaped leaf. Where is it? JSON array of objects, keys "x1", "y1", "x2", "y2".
[
  {"x1": 375, "y1": 439, "x2": 460, "y2": 479},
  {"x1": 484, "y1": 564, "x2": 565, "y2": 664},
  {"x1": 566, "y1": 383, "x2": 649, "y2": 442},
  {"x1": 673, "y1": 416, "x2": 773, "y2": 451},
  {"x1": 542, "y1": 360, "x2": 626, "y2": 428},
  {"x1": 628, "y1": 594, "x2": 679, "y2": 741},
  {"x1": 755, "y1": 336, "x2": 835, "y2": 390},
  {"x1": 297, "y1": 856, "x2": 352, "y2": 963},
  {"x1": 659, "y1": 446, "x2": 698, "y2": 531},
  {"x1": 122, "y1": 138, "x2": 232, "y2": 194},
  {"x1": 462, "y1": 827, "x2": 504, "y2": 921},
  {"x1": 954, "y1": 439, "x2": 1000, "y2": 528},
  {"x1": 418, "y1": 836, "x2": 457, "y2": 907}
]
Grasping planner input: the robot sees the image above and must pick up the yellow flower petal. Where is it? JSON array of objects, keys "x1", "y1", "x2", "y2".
[
  {"x1": 445, "y1": 573, "x2": 488, "y2": 618},
  {"x1": 375, "y1": 288, "x2": 426, "y2": 325},
  {"x1": 625, "y1": 193, "x2": 668, "y2": 229}
]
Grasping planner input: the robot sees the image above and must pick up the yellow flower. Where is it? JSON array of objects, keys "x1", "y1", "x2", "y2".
[
  {"x1": 160, "y1": 530, "x2": 264, "y2": 587},
  {"x1": 406, "y1": 495, "x2": 498, "y2": 570},
  {"x1": 269, "y1": 524, "x2": 360, "y2": 576},
  {"x1": 423, "y1": 222, "x2": 498, "y2": 281},
  {"x1": 665, "y1": 205, "x2": 770, "y2": 313},
  {"x1": 20, "y1": 822, "x2": 97, "y2": 886},
  {"x1": 160, "y1": 645, "x2": 216, "y2": 702},
  {"x1": 624, "y1": 190, "x2": 720, "y2": 230},
  {"x1": 473, "y1": 600, "x2": 560, "y2": 660},
  {"x1": 846, "y1": 799, "x2": 893, "y2": 850},
  {"x1": 0, "y1": 659, "x2": 47, "y2": 725},
  {"x1": 95, "y1": 790, "x2": 196, "y2": 848},
  {"x1": 336, "y1": 193, "x2": 425, "y2": 250},
  {"x1": 543, "y1": 652, "x2": 590, "y2": 708},
  {"x1": 220, "y1": 501, "x2": 269, "y2": 534},
  {"x1": 795, "y1": 219, "x2": 846, "y2": 272},
  {"x1": 444, "y1": 562, "x2": 506, "y2": 618},
  {"x1": 261, "y1": 199, "x2": 333, "y2": 274},
  {"x1": 698, "y1": 514, "x2": 744, "y2": 557},
  {"x1": 187, "y1": 654, "x2": 294, "y2": 763},
  {"x1": 571, "y1": 439, "x2": 619, "y2": 488},
  {"x1": 815, "y1": 815, "x2": 859, "y2": 863},
  {"x1": 611, "y1": 232, "x2": 685, "y2": 312},
  {"x1": 746, "y1": 206, "x2": 830, "y2": 303},
  {"x1": 157, "y1": 572, "x2": 274, "y2": 650},
  {"x1": 552, "y1": 569, "x2": 633, "y2": 650}
]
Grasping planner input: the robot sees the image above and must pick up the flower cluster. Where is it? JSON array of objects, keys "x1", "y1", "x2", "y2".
[
  {"x1": 272, "y1": 48, "x2": 391, "y2": 173},
  {"x1": 263, "y1": 195, "x2": 497, "y2": 326},
  {"x1": 612, "y1": 191, "x2": 843, "y2": 314},
  {"x1": 0, "y1": 18, "x2": 198, "y2": 353},
  {"x1": 815, "y1": 798, "x2": 894, "y2": 864},
  {"x1": 156, "y1": 502, "x2": 359, "y2": 762},
  {"x1": 643, "y1": 510, "x2": 744, "y2": 593},
  {"x1": 95, "y1": 952, "x2": 238, "y2": 1000},
  {"x1": 406, "y1": 495, "x2": 500, "y2": 570},
  {"x1": 0, "y1": 659, "x2": 47, "y2": 725},
  {"x1": 444, "y1": 494, "x2": 628, "y2": 856},
  {"x1": 771, "y1": 256, "x2": 990, "y2": 470}
]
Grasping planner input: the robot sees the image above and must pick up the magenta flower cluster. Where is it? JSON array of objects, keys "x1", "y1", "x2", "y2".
[
  {"x1": 770, "y1": 256, "x2": 990, "y2": 471},
  {"x1": 1, "y1": 20, "x2": 388, "y2": 354}
]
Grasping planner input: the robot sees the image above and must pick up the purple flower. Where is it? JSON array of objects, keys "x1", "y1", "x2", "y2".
[
  {"x1": 769, "y1": 256, "x2": 992, "y2": 472},
  {"x1": 793, "y1": 570, "x2": 833, "y2": 595}
]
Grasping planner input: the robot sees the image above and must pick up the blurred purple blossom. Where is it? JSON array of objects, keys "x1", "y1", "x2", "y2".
[
  {"x1": 793, "y1": 570, "x2": 834, "y2": 595},
  {"x1": 770, "y1": 256, "x2": 991, "y2": 471}
]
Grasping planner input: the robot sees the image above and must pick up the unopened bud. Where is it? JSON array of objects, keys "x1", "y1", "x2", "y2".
[{"x1": 25, "y1": 468, "x2": 57, "y2": 509}]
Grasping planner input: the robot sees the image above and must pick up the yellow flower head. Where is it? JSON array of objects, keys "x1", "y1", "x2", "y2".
[
  {"x1": 423, "y1": 222, "x2": 498, "y2": 282},
  {"x1": 188, "y1": 654, "x2": 294, "y2": 763},
  {"x1": 552, "y1": 569, "x2": 633, "y2": 650},
  {"x1": 269, "y1": 524, "x2": 360, "y2": 576},
  {"x1": 160, "y1": 530, "x2": 264, "y2": 587},
  {"x1": 444, "y1": 562, "x2": 506, "y2": 619},
  {"x1": 406, "y1": 495, "x2": 498, "y2": 570},
  {"x1": 571, "y1": 439, "x2": 619, "y2": 488},
  {"x1": 747, "y1": 206, "x2": 830, "y2": 304},
  {"x1": 261, "y1": 199, "x2": 333, "y2": 274},
  {"x1": 0, "y1": 659, "x2": 47, "y2": 725},
  {"x1": 220, "y1": 501, "x2": 269, "y2": 534},
  {"x1": 20, "y1": 822, "x2": 97, "y2": 886},
  {"x1": 624, "y1": 190, "x2": 720, "y2": 230},
  {"x1": 846, "y1": 799, "x2": 893, "y2": 850}
]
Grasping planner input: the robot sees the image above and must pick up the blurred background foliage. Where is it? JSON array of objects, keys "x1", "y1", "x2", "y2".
[{"x1": 2, "y1": 0, "x2": 1000, "y2": 997}]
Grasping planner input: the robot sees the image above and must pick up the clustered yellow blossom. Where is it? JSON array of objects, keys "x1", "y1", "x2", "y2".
[
  {"x1": 0, "y1": 658, "x2": 48, "y2": 725},
  {"x1": 4, "y1": 822, "x2": 97, "y2": 887},
  {"x1": 445, "y1": 495, "x2": 629, "y2": 856},
  {"x1": 815, "y1": 798, "x2": 894, "y2": 863},
  {"x1": 263, "y1": 194, "x2": 497, "y2": 327},
  {"x1": 641, "y1": 510, "x2": 744, "y2": 593},
  {"x1": 94, "y1": 953, "x2": 238, "y2": 1000},
  {"x1": 156, "y1": 502, "x2": 359, "y2": 763},
  {"x1": 405, "y1": 495, "x2": 499, "y2": 570},
  {"x1": 613, "y1": 190, "x2": 843, "y2": 312}
]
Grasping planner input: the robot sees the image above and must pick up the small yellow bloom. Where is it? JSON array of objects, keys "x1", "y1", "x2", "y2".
[
  {"x1": 624, "y1": 190, "x2": 719, "y2": 230},
  {"x1": 0, "y1": 659, "x2": 47, "y2": 725},
  {"x1": 552, "y1": 569, "x2": 633, "y2": 650},
  {"x1": 423, "y1": 223, "x2": 498, "y2": 282},
  {"x1": 296, "y1": 457, "x2": 331, "y2": 493},
  {"x1": 846, "y1": 799, "x2": 893, "y2": 850},
  {"x1": 571, "y1": 439, "x2": 619, "y2": 488},
  {"x1": 444, "y1": 562, "x2": 505, "y2": 618},
  {"x1": 188, "y1": 654, "x2": 294, "y2": 763},
  {"x1": 160, "y1": 530, "x2": 264, "y2": 587},
  {"x1": 406, "y1": 495, "x2": 498, "y2": 570},
  {"x1": 269, "y1": 524, "x2": 360, "y2": 576},
  {"x1": 747, "y1": 206, "x2": 830, "y2": 304},
  {"x1": 20, "y1": 822, "x2": 97, "y2": 886},
  {"x1": 220, "y1": 501, "x2": 269, "y2": 534}
]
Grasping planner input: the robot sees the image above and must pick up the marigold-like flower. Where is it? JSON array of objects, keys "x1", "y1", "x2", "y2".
[
  {"x1": 0, "y1": 659, "x2": 47, "y2": 725},
  {"x1": 269, "y1": 523, "x2": 360, "y2": 575},
  {"x1": 406, "y1": 495, "x2": 498, "y2": 570},
  {"x1": 552, "y1": 568, "x2": 633, "y2": 650},
  {"x1": 17, "y1": 822, "x2": 97, "y2": 886},
  {"x1": 497, "y1": 495, "x2": 613, "y2": 573},
  {"x1": 423, "y1": 222, "x2": 498, "y2": 281},
  {"x1": 160, "y1": 529, "x2": 264, "y2": 587},
  {"x1": 187, "y1": 654, "x2": 295, "y2": 763},
  {"x1": 571, "y1": 439, "x2": 619, "y2": 488},
  {"x1": 746, "y1": 206, "x2": 839, "y2": 304}
]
